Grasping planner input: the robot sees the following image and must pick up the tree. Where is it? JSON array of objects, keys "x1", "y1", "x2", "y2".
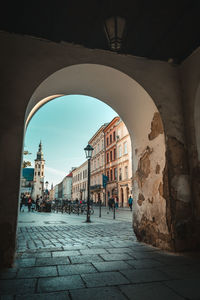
[{"x1": 23, "y1": 150, "x2": 32, "y2": 168}]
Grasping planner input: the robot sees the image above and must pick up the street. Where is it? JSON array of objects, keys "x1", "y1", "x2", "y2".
[{"x1": 0, "y1": 208, "x2": 200, "y2": 299}]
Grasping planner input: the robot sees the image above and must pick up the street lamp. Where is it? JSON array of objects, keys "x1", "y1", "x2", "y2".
[
  {"x1": 104, "y1": 16, "x2": 126, "y2": 52},
  {"x1": 84, "y1": 144, "x2": 94, "y2": 222}
]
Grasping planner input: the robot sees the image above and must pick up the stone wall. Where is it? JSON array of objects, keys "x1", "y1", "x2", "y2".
[
  {"x1": 180, "y1": 47, "x2": 200, "y2": 247},
  {"x1": 0, "y1": 31, "x2": 195, "y2": 267}
]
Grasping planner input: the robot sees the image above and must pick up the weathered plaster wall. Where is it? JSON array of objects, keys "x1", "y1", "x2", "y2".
[
  {"x1": 0, "y1": 31, "x2": 192, "y2": 267},
  {"x1": 180, "y1": 48, "x2": 200, "y2": 244}
]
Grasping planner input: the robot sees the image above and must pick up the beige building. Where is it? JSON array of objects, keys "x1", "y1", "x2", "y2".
[
  {"x1": 89, "y1": 124, "x2": 107, "y2": 204},
  {"x1": 116, "y1": 120, "x2": 132, "y2": 207},
  {"x1": 72, "y1": 161, "x2": 88, "y2": 201},
  {"x1": 32, "y1": 142, "x2": 45, "y2": 200}
]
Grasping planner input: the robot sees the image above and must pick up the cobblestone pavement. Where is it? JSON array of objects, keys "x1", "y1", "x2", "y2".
[{"x1": 1, "y1": 208, "x2": 200, "y2": 299}]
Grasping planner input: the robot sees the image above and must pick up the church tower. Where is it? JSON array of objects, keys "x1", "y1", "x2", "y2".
[{"x1": 32, "y1": 141, "x2": 45, "y2": 200}]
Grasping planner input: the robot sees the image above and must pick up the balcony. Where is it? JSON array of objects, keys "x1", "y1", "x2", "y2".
[{"x1": 90, "y1": 184, "x2": 102, "y2": 191}]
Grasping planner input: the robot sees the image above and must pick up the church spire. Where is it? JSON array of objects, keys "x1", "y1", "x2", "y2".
[{"x1": 35, "y1": 141, "x2": 44, "y2": 161}]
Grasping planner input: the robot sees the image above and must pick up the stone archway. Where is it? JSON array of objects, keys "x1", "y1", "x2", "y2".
[{"x1": 24, "y1": 64, "x2": 170, "y2": 250}]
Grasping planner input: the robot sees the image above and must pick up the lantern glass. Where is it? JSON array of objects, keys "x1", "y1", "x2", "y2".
[{"x1": 84, "y1": 144, "x2": 94, "y2": 159}]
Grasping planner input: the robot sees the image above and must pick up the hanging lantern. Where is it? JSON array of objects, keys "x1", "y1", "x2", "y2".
[{"x1": 104, "y1": 16, "x2": 126, "y2": 52}]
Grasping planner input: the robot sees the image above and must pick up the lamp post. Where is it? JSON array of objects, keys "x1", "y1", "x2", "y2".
[
  {"x1": 104, "y1": 16, "x2": 126, "y2": 52},
  {"x1": 84, "y1": 144, "x2": 94, "y2": 223}
]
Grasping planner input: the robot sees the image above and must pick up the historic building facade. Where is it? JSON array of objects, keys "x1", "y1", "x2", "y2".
[
  {"x1": 32, "y1": 142, "x2": 45, "y2": 200},
  {"x1": 62, "y1": 172, "x2": 72, "y2": 200},
  {"x1": 89, "y1": 124, "x2": 107, "y2": 204},
  {"x1": 116, "y1": 119, "x2": 132, "y2": 207},
  {"x1": 72, "y1": 161, "x2": 88, "y2": 201},
  {"x1": 104, "y1": 117, "x2": 120, "y2": 205}
]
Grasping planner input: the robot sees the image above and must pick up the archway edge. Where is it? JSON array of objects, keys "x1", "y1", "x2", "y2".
[
  {"x1": 26, "y1": 63, "x2": 161, "y2": 133},
  {"x1": 25, "y1": 63, "x2": 172, "y2": 250}
]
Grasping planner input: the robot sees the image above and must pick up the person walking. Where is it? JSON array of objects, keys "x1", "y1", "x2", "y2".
[
  {"x1": 20, "y1": 194, "x2": 26, "y2": 212},
  {"x1": 128, "y1": 195, "x2": 133, "y2": 211},
  {"x1": 27, "y1": 196, "x2": 32, "y2": 212}
]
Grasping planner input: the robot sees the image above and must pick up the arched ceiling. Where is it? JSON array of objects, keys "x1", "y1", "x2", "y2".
[{"x1": 0, "y1": 0, "x2": 200, "y2": 64}]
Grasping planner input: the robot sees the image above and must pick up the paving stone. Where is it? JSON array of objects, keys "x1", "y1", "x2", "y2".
[
  {"x1": 93, "y1": 261, "x2": 133, "y2": 272},
  {"x1": 35, "y1": 256, "x2": 70, "y2": 266},
  {"x1": 16, "y1": 291, "x2": 70, "y2": 300},
  {"x1": 52, "y1": 250, "x2": 80, "y2": 257},
  {"x1": 80, "y1": 248, "x2": 108, "y2": 255},
  {"x1": 0, "y1": 278, "x2": 36, "y2": 295},
  {"x1": 37, "y1": 275, "x2": 85, "y2": 292},
  {"x1": 120, "y1": 269, "x2": 170, "y2": 283},
  {"x1": 17, "y1": 266, "x2": 57, "y2": 278},
  {"x1": 120, "y1": 283, "x2": 185, "y2": 300},
  {"x1": 63, "y1": 245, "x2": 89, "y2": 250},
  {"x1": 58, "y1": 263, "x2": 97, "y2": 276},
  {"x1": 15, "y1": 258, "x2": 36, "y2": 268},
  {"x1": 70, "y1": 286, "x2": 127, "y2": 300},
  {"x1": 126, "y1": 258, "x2": 165, "y2": 269},
  {"x1": 100, "y1": 253, "x2": 133, "y2": 261},
  {"x1": 158, "y1": 264, "x2": 200, "y2": 279},
  {"x1": 106, "y1": 247, "x2": 132, "y2": 254},
  {"x1": 70, "y1": 254, "x2": 103, "y2": 264},
  {"x1": 164, "y1": 278, "x2": 200, "y2": 299},
  {"x1": 81, "y1": 271, "x2": 129, "y2": 287}
]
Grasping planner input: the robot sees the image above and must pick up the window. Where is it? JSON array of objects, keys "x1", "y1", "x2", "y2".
[
  {"x1": 124, "y1": 142, "x2": 128, "y2": 154},
  {"x1": 113, "y1": 131, "x2": 116, "y2": 141},
  {"x1": 38, "y1": 164, "x2": 40, "y2": 169},
  {"x1": 110, "y1": 134, "x2": 112, "y2": 144},
  {"x1": 107, "y1": 171, "x2": 109, "y2": 181},
  {"x1": 110, "y1": 150, "x2": 112, "y2": 161},
  {"x1": 110, "y1": 169, "x2": 113, "y2": 181},
  {"x1": 107, "y1": 152, "x2": 109, "y2": 163},
  {"x1": 107, "y1": 137, "x2": 109, "y2": 146},
  {"x1": 114, "y1": 148, "x2": 116, "y2": 160},
  {"x1": 125, "y1": 166, "x2": 128, "y2": 179},
  {"x1": 38, "y1": 172, "x2": 40, "y2": 176},
  {"x1": 42, "y1": 172, "x2": 43, "y2": 176},
  {"x1": 114, "y1": 168, "x2": 117, "y2": 180},
  {"x1": 119, "y1": 168, "x2": 122, "y2": 181},
  {"x1": 118, "y1": 145, "x2": 122, "y2": 157}
]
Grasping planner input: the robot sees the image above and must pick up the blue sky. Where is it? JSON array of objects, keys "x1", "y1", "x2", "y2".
[{"x1": 24, "y1": 95, "x2": 118, "y2": 186}]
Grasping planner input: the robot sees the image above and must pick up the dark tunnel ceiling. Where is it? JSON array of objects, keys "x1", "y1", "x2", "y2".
[{"x1": 0, "y1": 0, "x2": 200, "y2": 64}]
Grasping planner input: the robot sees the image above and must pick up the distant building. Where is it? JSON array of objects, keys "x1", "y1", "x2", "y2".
[
  {"x1": 104, "y1": 116, "x2": 120, "y2": 205},
  {"x1": 49, "y1": 183, "x2": 54, "y2": 201},
  {"x1": 62, "y1": 172, "x2": 72, "y2": 200},
  {"x1": 20, "y1": 168, "x2": 34, "y2": 196},
  {"x1": 72, "y1": 161, "x2": 88, "y2": 201},
  {"x1": 116, "y1": 119, "x2": 132, "y2": 207},
  {"x1": 32, "y1": 141, "x2": 45, "y2": 200},
  {"x1": 89, "y1": 123, "x2": 107, "y2": 204}
]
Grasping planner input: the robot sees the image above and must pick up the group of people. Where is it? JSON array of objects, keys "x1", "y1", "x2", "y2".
[
  {"x1": 20, "y1": 194, "x2": 51, "y2": 212},
  {"x1": 20, "y1": 194, "x2": 35, "y2": 212},
  {"x1": 108, "y1": 195, "x2": 133, "y2": 211}
]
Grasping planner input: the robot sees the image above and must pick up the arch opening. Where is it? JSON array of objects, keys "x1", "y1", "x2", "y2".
[{"x1": 23, "y1": 64, "x2": 169, "y2": 249}]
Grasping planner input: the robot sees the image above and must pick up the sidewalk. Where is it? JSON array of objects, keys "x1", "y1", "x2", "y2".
[{"x1": 1, "y1": 210, "x2": 200, "y2": 299}]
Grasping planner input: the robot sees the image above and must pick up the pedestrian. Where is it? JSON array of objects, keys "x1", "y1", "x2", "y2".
[
  {"x1": 20, "y1": 194, "x2": 26, "y2": 212},
  {"x1": 128, "y1": 195, "x2": 133, "y2": 211},
  {"x1": 36, "y1": 196, "x2": 40, "y2": 211},
  {"x1": 108, "y1": 197, "x2": 112, "y2": 211},
  {"x1": 31, "y1": 199, "x2": 36, "y2": 212},
  {"x1": 27, "y1": 196, "x2": 32, "y2": 212},
  {"x1": 115, "y1": 196, "x2": 119, "y2": 209}
]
